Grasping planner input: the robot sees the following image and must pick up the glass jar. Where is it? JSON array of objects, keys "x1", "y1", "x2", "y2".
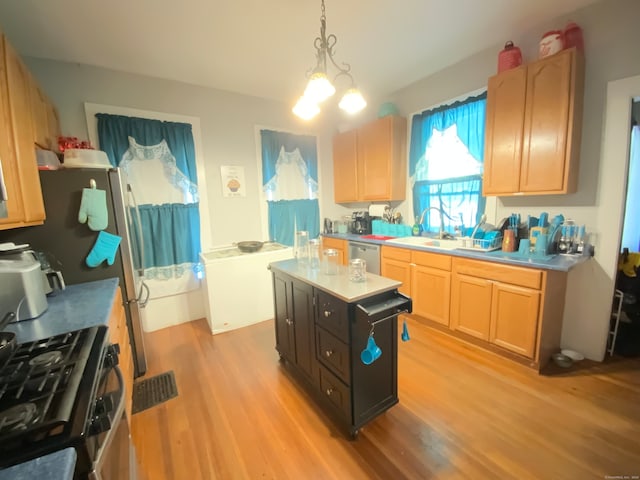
[
  {"x1": 349, "y1": 258, "x2": 367, "y2": 282},
  {"x1": 294, "y1": 231, "x2": 309, "y2": 264},
  {"x1": 308, "y1": 239, "x2": 320, "y2": 269},
  {"x1": 323, "y1": 249, "x2": 339, "y2": 275}
]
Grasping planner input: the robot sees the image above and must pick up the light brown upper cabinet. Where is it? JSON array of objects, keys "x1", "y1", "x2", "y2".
[
  {"x1": 30, "y1": 75, "x2": 60, "y2": 151},
  {"x1": 0, "y1": 34, "x2": 46, "y2": 229},
  {"x1": 333, "y1": 115, "x2": 407, "y2": 203},
  {"x1": 483, "y1": 48, "x2": 585, "y2": 196}
]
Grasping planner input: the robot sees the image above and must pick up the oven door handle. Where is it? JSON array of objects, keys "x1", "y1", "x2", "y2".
[{"x1": 89, "y1": 365, "x2": 126, "y2": 480}]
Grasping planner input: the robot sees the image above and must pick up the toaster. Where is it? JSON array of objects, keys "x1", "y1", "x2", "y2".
[{"x1": 0, "y1": 258, "x2": 48, "y2": 321}]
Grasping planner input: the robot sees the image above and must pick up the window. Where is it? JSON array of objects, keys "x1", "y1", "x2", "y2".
[
  {"x1": 409, "y1": 92, "x2": 487, "y2": 235},
  {"x1": 260, "y1": 129, "x2": 320, "y2": 246}
]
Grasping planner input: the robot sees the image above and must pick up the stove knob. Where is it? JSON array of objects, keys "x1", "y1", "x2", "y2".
[
  {"x1": 103, "y1": 344, "x2": 120, "y2": 368},
  {"x1": 93, "y1": 395, "x2": 114, "y2": 416},
  {"x1": 90, "y1": 413, "x2": 112, "y2": 435}
]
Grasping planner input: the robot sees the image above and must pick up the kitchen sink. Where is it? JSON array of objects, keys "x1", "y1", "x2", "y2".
[{"x1": 386, "y1": 236, "x2": 465, "y2": 250}]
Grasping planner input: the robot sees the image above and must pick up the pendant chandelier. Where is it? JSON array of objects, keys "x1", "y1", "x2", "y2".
[{"x1": 292, "y1": 0, "x2": 367, "y2": 120}]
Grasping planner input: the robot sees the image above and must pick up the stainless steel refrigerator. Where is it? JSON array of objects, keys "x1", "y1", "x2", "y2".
[{"x1": 0, "y1": 168, "x2": 149, "y2": 377}]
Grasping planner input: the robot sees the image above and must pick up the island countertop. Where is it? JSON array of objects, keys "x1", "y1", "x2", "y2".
[{"x1": 269, "y1": 258, "x2": 402, "y2": 303}]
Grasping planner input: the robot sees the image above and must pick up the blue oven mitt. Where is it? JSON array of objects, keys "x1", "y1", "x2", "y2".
[
  {"x1": 86, "y1": 231, "x2": 121, "y2": 267},
  {"x1": 78, "y1": 187, "x2": 108, "y2": 231}
]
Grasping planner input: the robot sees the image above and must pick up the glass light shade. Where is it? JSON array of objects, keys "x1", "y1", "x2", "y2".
[
  {"x1": 338, "y1": 88, "x2": 367, "y2": 114},
  {"x1": 292, "y1": 96, "x2": 320, "y2": 120},
  {"x1": 304, "y1": 72, "x2": 336, "y2": 103}
]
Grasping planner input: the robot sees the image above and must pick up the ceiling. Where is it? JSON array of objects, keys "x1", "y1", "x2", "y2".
[{"x1": 0, "y1": 0, "x2": 599, "y2": 106}]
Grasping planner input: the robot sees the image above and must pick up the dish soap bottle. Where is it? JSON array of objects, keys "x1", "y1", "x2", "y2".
[{"x1": 412, "y1": 217, "x2": 422, "y2": 236}]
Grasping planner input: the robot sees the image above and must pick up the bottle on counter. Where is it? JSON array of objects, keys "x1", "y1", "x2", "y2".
[{"x1": 412, "y1": 217, "x2": 423, "y2": 236}]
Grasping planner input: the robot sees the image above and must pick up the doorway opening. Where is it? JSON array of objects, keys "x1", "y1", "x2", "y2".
[{"x1": 610, "y1": 98, "x2": 640, "y2": 357}]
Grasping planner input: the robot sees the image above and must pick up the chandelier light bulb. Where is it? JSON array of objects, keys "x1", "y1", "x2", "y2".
[
  {"x1": 338, "y1": 88, "x2": 367, "y2": 114},
  {"x1": 304, "y1": 72, "x2": 336, "y2": 103},
  {"x1": 293, "y1": 96, "x2": 320, "y2": 120}
]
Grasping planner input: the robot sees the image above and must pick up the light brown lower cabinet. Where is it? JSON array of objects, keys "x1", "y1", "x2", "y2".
[
  {"x1": 381, "y1": 246, "x2": 451, "y2": 326},
  {"x1": 321, "y1": 236, "x2": 348, "y2": 265},
  {"x1": 382, "y1": 246, "x2": 567, "y2": 369},
  {"x1": 108, "y1": 286, "x2": 134, "y2": 424}
]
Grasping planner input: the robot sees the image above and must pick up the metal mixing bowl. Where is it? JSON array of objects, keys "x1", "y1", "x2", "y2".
[{"x1": 551, "y1": 352, "x2": 573, "y2": 368}]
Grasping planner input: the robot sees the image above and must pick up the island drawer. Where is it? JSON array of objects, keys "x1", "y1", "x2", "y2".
[
  {"x1": 316, "y1": 326, "x2": 350, "y2": 384},
  {"x1": 319, "y1": 364, "x2": 351, "y2": 421},
  {"x1": 316, "y1": 291, "x2": 349, "y2": 341}
]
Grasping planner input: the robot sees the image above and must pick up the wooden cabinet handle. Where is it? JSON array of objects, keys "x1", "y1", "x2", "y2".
[{"x1": 325, "y1": 349, "x2": 333, "y2": 357}]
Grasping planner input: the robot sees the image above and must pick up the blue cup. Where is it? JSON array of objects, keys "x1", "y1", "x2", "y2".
[{"x1": 360, "y1": 335, "x2": 382, "y2": 365}]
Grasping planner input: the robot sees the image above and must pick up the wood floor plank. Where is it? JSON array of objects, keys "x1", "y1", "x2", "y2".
[{"x1": 131, "y1": 316, "x2": 640, "y2": 479}]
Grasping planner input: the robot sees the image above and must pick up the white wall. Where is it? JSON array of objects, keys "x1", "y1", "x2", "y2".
[
  {"x1": 390, "y1": 0, "x2": 640, "y2": 360},
  {"x1": 24, "y1": 59, "x2": 354, "y2": 249}
]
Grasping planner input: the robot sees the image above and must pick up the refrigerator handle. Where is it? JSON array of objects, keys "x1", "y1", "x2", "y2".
[
  {"x1": 127, "y1": 183, "x2": 146, "y2": 275},
  {"x1": 138, "y1": 281, "x2": 150, "y2": 308}
]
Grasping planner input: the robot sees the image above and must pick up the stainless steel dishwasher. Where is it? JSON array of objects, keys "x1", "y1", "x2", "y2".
[{"x1": 348, "y1": 241, "x2": 381, "y2": 275}]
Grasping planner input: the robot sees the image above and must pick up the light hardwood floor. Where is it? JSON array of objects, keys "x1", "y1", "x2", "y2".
[{"x1": 132, "y1": 316, "x2": 640, "y2": 480}]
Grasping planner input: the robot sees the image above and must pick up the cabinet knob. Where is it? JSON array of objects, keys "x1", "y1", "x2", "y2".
[
  {"x1": 285, "y1": 318, "x2": 294, "y2": 326},
  {"x1": 326, "y1": 388, "x2": 333, "y2": 396},
  {"x1": 323, "y1": 310, "x2": 332, "y2": 318},
  {"x1": 325, "y1": 349, "x2": 333, "y2": 357}
]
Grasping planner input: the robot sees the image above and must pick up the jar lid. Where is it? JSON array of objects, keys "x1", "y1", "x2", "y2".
[{"x1": 541, "y1": 30, "x2": 563, "y2": 38}]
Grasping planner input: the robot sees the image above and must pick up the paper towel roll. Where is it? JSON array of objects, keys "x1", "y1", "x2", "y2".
[{"x1": 369, "y1": 204, "x2": 389, "y2": 218}]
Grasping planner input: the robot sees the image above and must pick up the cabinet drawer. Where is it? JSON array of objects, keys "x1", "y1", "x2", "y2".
[
  {"x1": 453, "y1": 258, "x2": 542, "y2": 290},
  {"x1": 316, "y1": 327, "x2": 350, "y2": 384},
  {"x1": 316, "y1": 291, "x2": 349, "y2": 341},
  {"x1": 411, "y1": 250, "x2": 452, "y2": 271},
  {"x1": 381, "y1": 245, "x2": 411, "y2": 262},
  {"x1": 319, "y1": 365, "x2": 351, "y2": 421}
]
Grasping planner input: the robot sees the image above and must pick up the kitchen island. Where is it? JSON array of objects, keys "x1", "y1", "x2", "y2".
[{"x1": 269, "y1": 259, "x2": 411, "y2": 438}]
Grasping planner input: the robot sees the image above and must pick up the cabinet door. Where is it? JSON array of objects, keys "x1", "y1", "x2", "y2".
[
  {"x1": 108, "y1": 287, "x2": 134, "y2": 424},
  {"x1": 520, "y1": 49, "x2": 573, "y2": 193},
  {"x1": 4, "y1": 41, "x2": 44, "y2": 224},
  {"x1": 358, "y1": 116, "x2": 407, "y2": 201},
  {"x1": 333, "y1": 129, "x2": 359, "y2": 203},
  {"x1": 292, "y1": 279, "x2": 316, "y2": 381},
  {"x1": 273, "y1": 273, "x2": 295, "y2": 361},
  {"x1": 381, "y1": 257, "x2": 411, "y2": 296},
  {"x1": 0, "y1": 36, "x2": 26, "y2": 226},
  {"x1": 46, "y1": 102, "x2": 61, "y2": 150},
  {"x1": 490, "y1": 282, "x2": 540, "y2": 358},
  {"x1": 321, "y1": 236, "x2": 348, "y2": 265},
  {"x1": 483, "y1": 66, "x2": 527, "y2": 195},
  {"x1": 450, "y1": 273, "x2": 492, "y2": 340},
  {"x1": 412, "y1": 265, "x2": 451, "y2": 326},
  {"x1": 29, "y1": 75, "x2": 49, "y2": 149}
]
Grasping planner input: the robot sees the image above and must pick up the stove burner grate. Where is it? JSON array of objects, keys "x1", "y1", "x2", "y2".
[
  {"x1": 28, "y1": 351, "x2": 63, "y2": 369},
  {"x1": 0, "y1": 402, "x2": 38, "y2": 434}
]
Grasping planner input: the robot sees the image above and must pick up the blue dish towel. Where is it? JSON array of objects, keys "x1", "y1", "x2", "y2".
[{"x1": 78, "y1": 187, "x2": 108, "y2": 231}]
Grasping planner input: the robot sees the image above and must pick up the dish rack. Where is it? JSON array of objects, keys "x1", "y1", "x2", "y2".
[{"x1": 457, "y1": 235, "x2": 503, "y2": 252}]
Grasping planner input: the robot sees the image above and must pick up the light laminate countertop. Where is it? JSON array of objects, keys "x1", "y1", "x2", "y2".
[
  {"x1": 269, "y1": 258, "x2": 401, "y2": 303},
  {"x1": 324, "y1": 233, "x2": 590, "y2": 272}
]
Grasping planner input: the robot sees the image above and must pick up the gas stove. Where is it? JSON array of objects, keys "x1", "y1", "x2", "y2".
[{"x1": 0, "y1": 325, "x2": 111, "y2": 474}]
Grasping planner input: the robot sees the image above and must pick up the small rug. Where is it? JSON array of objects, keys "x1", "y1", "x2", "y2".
[{"x1": 132, "y1": 370, "x2": 178, "y2": 414}]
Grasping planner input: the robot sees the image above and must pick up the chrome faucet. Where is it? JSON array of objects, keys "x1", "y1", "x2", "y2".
[{"x1": 418, "y1": 207, "x2": 458, "y2": 239}]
